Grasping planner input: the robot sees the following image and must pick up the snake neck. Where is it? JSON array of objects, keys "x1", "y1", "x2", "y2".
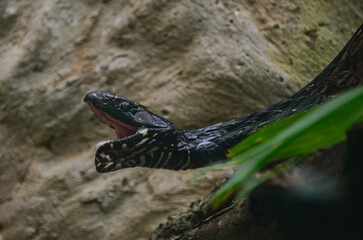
[{"x1": 174, "y1": 92, "x2": 320, "y2": 169}]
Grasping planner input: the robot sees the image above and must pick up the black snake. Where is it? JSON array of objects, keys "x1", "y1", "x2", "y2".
[
  {"x1": 84, "y1": 76, "x2": 331, "y2": 173},
  {"x1": 84, "y1": 22, "x2": 363, "y2": 173}
]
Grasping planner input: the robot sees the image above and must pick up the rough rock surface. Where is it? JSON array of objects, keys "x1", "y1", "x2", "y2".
[
  {"x1": 151, "y1": 25, "x2": 363, "y2": 239},
  {"x1": 0, "y1": 1, "x2": 361, "y2": 240}
]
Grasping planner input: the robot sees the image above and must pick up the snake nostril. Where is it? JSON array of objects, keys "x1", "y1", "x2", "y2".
[{"x1": 84, "y1": 91, "x2": 104, "y2": 104}]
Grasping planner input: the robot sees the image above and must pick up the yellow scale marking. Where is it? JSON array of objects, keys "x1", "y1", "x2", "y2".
[
  {"x1": 160, "y1": 152, "x2": 172, "y2": 168},
  {"x1": 138, "y1": 129, "x2": 148, "y2": 136},
  {"x1": 155, "y1": 151, "x2": 164, "y2": 167},
  {"x1": 136, "y1": 138, "x2": 149, "y2": 146},
  {"x1": 180, "y1": 150, "x2": 191, "y2": 170},
  {"x1": 139, "y1": 155, "x2": 146, "y2": 166},
  {"x1": 104, "y1": 162, "x2": 113, "y2": 169}
]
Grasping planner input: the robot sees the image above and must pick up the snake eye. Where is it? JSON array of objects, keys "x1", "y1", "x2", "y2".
[{"x1": 121, "y1": 101, "x2": 131, "y2": 112}]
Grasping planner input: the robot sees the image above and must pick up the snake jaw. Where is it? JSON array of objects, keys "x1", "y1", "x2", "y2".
[
  {"x1": 85, "y1": 100, "x2": 139, "y2": 140},
  {"x1": 95, "y1": 126, "x2": 146, "y2": 150},
  {"x1": 94, "y1": 128, "x2": 150, "y2": 172},
  {"x1": 84, "y1": 91, "x2": 177, "y2": 172},
  {"x1": 94, "y1": 127, "x2": 178, "y2": 172}
]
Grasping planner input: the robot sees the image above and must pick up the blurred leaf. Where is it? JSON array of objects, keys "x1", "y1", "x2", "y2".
[
  {"x1": 235, "y1": 157, "x2": 303, "y2": 201},
  {"x1": 210, "y1": 86, "x2": 363, "y2": 208}
]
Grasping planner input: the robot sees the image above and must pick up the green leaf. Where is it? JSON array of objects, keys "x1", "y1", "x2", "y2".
[{"x1": 210, "y1": 86, "x2": 363, "y2": 208}]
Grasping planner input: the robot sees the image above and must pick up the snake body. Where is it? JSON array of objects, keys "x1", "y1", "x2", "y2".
[
  {"x1": 84, "y1": 77, "x2": 326, "y2": 173},
  {"x1": 83, "y1": 24, "x2": 360, "y2": 173}
]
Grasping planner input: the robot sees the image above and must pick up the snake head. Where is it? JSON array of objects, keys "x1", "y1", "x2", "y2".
[
  {"x1": 84, "y1": 91, "x2": 173, "y2": 130},
  {"x1": 84, "y1": 91, "x2": 177, "y2": 172}
]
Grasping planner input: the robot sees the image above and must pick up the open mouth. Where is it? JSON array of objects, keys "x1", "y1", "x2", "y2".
[
  {"x1": 84, "y1": 91, "x2": 178, "y2": 172},
  {"x1": 86, "y1": 102, "x2": 139, "y2": 148}
]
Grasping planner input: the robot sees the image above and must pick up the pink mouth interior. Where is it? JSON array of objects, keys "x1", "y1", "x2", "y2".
[{"x1": 88, "y1": 103, "x2": 138, "y2": 144}]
